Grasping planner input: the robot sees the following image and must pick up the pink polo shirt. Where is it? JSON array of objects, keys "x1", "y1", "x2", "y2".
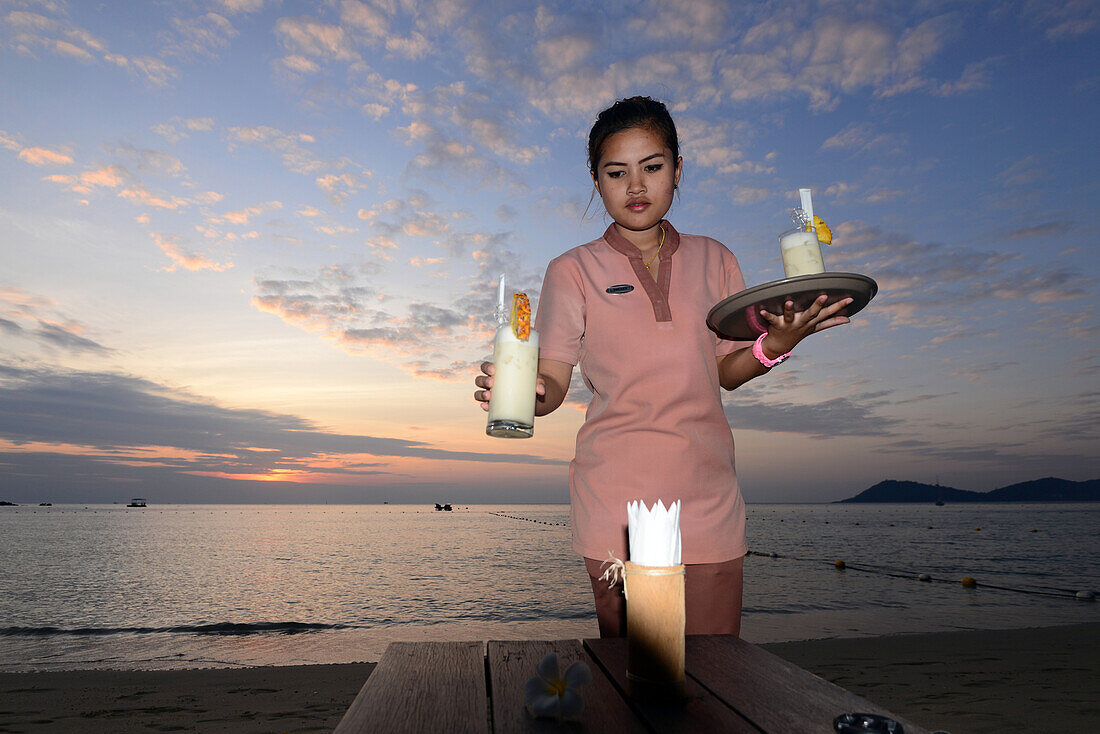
[{"x1": 535, "y1": 221, "x2": 753, "y2": 564}]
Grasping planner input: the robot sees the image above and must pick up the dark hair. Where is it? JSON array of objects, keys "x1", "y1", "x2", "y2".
[{"x1": 587, "y1": 96, "x2": 679, "y2": 175}]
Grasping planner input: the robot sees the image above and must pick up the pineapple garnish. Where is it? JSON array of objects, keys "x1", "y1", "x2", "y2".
[
  {"x1": 510, "y1": 292, "x2": 531, "y2": 340},
  {"x1": 812, "y1": 215, "x2": 832, "y2": 245}
]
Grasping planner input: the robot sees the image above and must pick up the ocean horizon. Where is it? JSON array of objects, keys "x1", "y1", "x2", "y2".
[{"x1": 2, "y1": 502, "x2": 1097, "y2": 672}]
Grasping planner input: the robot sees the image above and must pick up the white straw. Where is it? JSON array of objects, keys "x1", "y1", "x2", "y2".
[
  {"x1": 799, "y1": 188, "x2": 814, "y2": 225},
  {"x1": 497, "y1": 273, "x2": 506, "y2": 313}
]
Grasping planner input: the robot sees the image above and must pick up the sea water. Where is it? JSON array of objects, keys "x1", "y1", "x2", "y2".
[{"x1": 0, "y1": 503, "x2": 1096, "y2": 671}]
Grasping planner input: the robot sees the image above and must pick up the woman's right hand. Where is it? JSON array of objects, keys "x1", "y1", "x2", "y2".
[
  {"x1": 474, "y1": 361, "x2": 495, "y2": 412},
  {"x1": 475, "y1": 361, "x2": 552, "y2": 412}
]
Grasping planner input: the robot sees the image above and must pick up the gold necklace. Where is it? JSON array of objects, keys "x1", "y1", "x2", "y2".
[{"x1": 644, "y1": 225, "x2": 666, "y2": 271}]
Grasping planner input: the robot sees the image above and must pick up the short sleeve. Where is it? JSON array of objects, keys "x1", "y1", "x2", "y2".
[
  {"x1": 534, "y1": 255, "x2": 585, "y2": 365},
  {"x1": 715, "y1": 249, "x2": 755, "y2": 357}
]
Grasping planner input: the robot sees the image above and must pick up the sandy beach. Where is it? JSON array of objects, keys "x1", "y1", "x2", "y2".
[{"x1": 1, "y1": 623, "x2": 1095, "y2": 733}]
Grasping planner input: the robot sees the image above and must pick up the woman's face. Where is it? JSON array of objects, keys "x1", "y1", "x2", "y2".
[{"x1": 592, "y1": 126, "x2": 682, "y2": 237}]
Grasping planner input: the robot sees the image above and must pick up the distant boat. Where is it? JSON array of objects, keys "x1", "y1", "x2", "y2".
[
  {"x1": 39, "y1": 502, "x2": 52, "y2": 506},
  {"x1": 126, "y1": 498, "x2": 147, "y2": 508},
  {"x1": 434, "y1": 503, "x2": 453, "y2": 511},
  {"x1": 934, "y1": 500, "x2": 945, "y2": 506}
]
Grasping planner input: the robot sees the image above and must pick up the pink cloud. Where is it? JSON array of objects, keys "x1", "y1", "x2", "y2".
[
  {"x1": 18, "y1": 146, "x2": 73, "y2": 166},
  {"x1": 119, "y1": 185, "x2": 187, "y2": 210},
  {"x1": 43, "y1": 165, "x2": 126, "y2": 194},
  {"x1": 152, "y1": 232, "x2": 232, "y2": 272},
  {"x1": 219, "y1": 200, "x2": 282, "y2": 224}
]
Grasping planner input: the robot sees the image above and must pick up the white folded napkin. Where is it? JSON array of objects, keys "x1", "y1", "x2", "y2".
[{"x1": 627, "y1": 499, "x2": 681, "y2": 567}]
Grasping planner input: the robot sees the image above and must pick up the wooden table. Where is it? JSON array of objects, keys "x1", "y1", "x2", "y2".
[{"x1": 335, "y1": 636, "x2": 931, "y2": 733}]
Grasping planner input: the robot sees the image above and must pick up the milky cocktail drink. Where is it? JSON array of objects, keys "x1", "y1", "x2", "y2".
[
  {"x1": 780, "y1": 228, "x2": 826, "y2": 277},
  {"x1": 780, "y1": 187, "x2": 830, "y2": 278},
  {"x1": 487, "y1": 290, "x2": 539, "y2": 438}
]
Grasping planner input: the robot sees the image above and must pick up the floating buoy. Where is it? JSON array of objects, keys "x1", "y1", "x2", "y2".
[
  {"x1": 961, "y1": 576, "x2": 977, "y2": 588},
  {"x1": 1076, "y1": 591, "x2": 1095, "y2": 602},
  {"x1": 1031, "y1": 529, "x2": 1037, "y2": 533},
  {"x1": 889, "y1": 523, "x2": 895, "y2": 527},
  {"x1": 975, "y1": 527, "x2": 981, "y2": 531},
  {"x1": 835, "y1": 560, "x2": 846, "y2": 570},
  {"x1": 927, "y1": 525, "x2": 933, "y2": 529},
  {"x1": 918, "y1": 574, "x2": 931, "y2": 582}
]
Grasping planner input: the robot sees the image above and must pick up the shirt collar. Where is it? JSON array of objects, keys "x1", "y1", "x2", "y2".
[{"x1": 602, "y1": 220, "x2": 681, "y2": 260}]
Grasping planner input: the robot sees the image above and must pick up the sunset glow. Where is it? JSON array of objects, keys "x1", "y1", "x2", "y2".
[{"x1": 1, "y1": 1, "x2": 1096, "y2": 503}]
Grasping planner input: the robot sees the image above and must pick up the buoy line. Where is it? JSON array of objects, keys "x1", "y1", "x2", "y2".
[
  {"x1": 480, "y1": 518, "x2": 1095, "y2": 601},
  {"x1": 745, "y1": 550, "x2": 1095, "y2": 601},
  {"x1": 486, "y1": 511, "x2": 569, "y2": 527}
]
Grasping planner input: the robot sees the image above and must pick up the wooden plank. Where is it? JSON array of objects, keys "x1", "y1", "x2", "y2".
[
  {"x1": 585, "y1": 637, "x2": 760, "y2": 734},
  {"x1": 334, "y1": 641, "x2": 489, "y2": 734},
  {"x1": 685, "y1": 636, "x2": 931, "y2": 734},
  {"x1": 487, "y1": 639, "x2": 648, "y2": 734}
]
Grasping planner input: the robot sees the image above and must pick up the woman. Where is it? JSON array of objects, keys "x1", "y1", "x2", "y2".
[{"x1": 475, "y1": 96, "x2": 851, "y2": 636}]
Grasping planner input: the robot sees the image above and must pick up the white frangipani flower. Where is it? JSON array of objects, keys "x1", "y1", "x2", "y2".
[{"x1": 524, "y1": 652, "x2": 592, "y2": 721}]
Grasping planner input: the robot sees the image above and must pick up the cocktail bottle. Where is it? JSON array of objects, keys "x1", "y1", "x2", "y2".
[
  {"x1": 779, "y1": 188, "x2": 829, "y2": 278},
  {"x1": 486, "y1": 274, "x2": 539, "y2": 438}
]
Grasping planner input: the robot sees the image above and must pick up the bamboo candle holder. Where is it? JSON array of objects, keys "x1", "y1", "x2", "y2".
[{"x1": 624, "y1": 561, "x2": 686, "y2": 701}]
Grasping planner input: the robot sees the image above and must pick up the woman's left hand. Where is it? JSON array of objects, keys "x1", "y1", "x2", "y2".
[{"x1": 758, "y1": 294, "x2": 853, "y2": 356}]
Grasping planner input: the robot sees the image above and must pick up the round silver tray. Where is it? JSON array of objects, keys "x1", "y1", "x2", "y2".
[{"x1": 707, "y1": 272, "x2": 878, "y2": 340}]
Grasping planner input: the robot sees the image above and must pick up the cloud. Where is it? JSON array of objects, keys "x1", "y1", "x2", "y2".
[
  {"x1": 936, "y1": 57, "x2": 1000, "y2": 96},
  {"x1": 151, "y1": 116, "x2": 215, "y2": 143},
  {"x1": 119, "y1": 185, "x2": 188, "y2": 210},
  {"x1": 32, "y1": 322, "x2": 111, "y2": 353},
  {"x1": 820, "y1": 123, "x2": 906, "y2": 154},
  {"x1": 534, "y1": 32, "x2": 596, "y2": 74},
  {"x1": 274, "y1": 54, "x2": 321, "y2": 75},
  {"x1": 0, "y1": 130, "x2": 21, "y2": 151},
  {"x1": 634, "y1": 0, "x2": 728, "y2": 43},
  {"x1": 315, "y1": 172, "x2": 366, "y2": 203},
  {"x1": 152, "y1": 232, "x2": 232, "y2": 272},
  {"x1": 0, "y1": 364, "x2": 564, "y2": 494},
  {"x1": 999, "y1": 155, "x2": 1045, "y2": 187},
  {"x1": 42, "y1": 164, "x2": 128, "y2": 196},
  {"x1": 731, "y1": 185, "x2": 771, "y2": 205},
  {"x1": 215, "y1": 200, "x2": 283, "y2": 225},
  {"x1": 0, "y1": 287, "x2": 110, "y2": 355},
  {"x1": 250, "y1": 236, "x2": 540, "y2": 379},
  {"x1": 723, "y1": 390, "x2": 900, "y2": 438},
  {"x1": 4, "y1": 8, "x2": 180, "y2": 85},
  {"x1": 1022, "y1": 0, "x2": 1099, "y2": 39},
  {"x1": 396, "y1": 119, "x2": 521, "y2": 186},
  {"x1": 822, "y1": 220, "x2": 1095, "y2": 337},
  {"x1": 162, "y1": 12, "x2": 238, "y2": 58},
  {"x1": 214, "y1": 0, "x2": 268, "y2": 13},
  {"x1": 224, "y1": 125, "x2": 334, "y2": 177},
  {"x1": 109, "y1": 143, "x2": 185, "y2": 177},
  {"x1": 104, "y1": 54, "x2": 178, "y2": 86},
  {"x1": 678, "y1": 117, "x2": 772, "y2": 176},
  {"x1": 339, "y1": 1, "x2": 390, "y2": 41},
  {"x1": 17, "y1": 146, "x2": 73, "y2": 165},
  {"x1": 275, "y1": 15, "x2": 359, "y2": 62},
  {"x1": 946, "y1": 361, "x2": 1020, "y2": 381},
  {"x1": 1003, "y1": 221, "x2": 1073, "y2": 240}
]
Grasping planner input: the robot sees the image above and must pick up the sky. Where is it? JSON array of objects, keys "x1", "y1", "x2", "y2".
[{"x1": 0, "y1": 0, "x2": 1097, "y2": 504}]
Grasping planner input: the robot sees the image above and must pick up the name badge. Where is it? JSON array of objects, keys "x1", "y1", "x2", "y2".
[{"x1": 606, "y1": 284, "x2": 634, "y2": 295}]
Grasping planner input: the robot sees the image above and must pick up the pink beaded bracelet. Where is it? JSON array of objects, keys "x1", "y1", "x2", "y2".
[{"x1": 753, "y1": 332, "x2": 791, "y2": 368}]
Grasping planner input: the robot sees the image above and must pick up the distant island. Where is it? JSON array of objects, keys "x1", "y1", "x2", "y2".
[{"x1": 839, "y1": 477, "x2": 1100, "y2": 503}]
